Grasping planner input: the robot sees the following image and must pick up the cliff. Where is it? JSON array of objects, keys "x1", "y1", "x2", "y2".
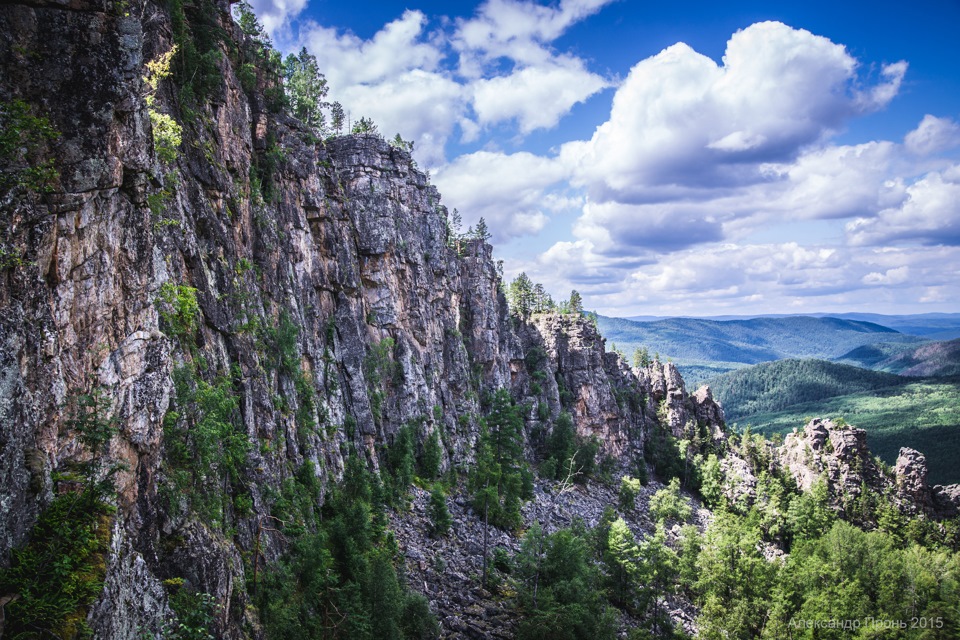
[{"x1": 0, "y1": 1, "x2": 727, "y2": 637}]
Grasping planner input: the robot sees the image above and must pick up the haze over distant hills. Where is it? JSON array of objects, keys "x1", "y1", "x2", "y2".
[
  {"x1": 597, "y1": 312, "x2": 960, "y2": 484},
  {"x1": 595, "y1": 314, "x2": 936, "y2": 381}
]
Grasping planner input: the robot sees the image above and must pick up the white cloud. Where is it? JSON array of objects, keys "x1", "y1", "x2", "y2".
[
  {"x1": 471, "y1": 57, "x2": 609, "y2": 133},
  {"x1": 302, "y1": 11, "x2": 443, "y2": 89},
  {"x1": 564, "y1": 22, "x2": 907, "y2": 203},
  {"x1": 904, "y1": 115, "x2": 960, "y2": 156},
  {"x1": 454, "y1": 0, "x2": 615, "y2": 70},
  {"x1": 846, "y1": 166, "x2": 960, "y2": 246},
  {"x1": 250, "y1": 0, "x2": 309, "y2": 40},
  {"x1": 432, "y1": 151, "x2": 570, "y2": 241},
  {"x1": 862, "y1": 265, "x2": 910, "y2": 285},
  {"x1": 527, "y1": 241, "x2": 960, "y2": 316},
  {"x1": 339, "y1": 71, "x2": 465, "y2": 166}
]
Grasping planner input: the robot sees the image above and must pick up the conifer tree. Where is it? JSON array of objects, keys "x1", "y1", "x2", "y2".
[
  {"x1": 284, "y1": 47, "x2": 328, "y2": 130},
  {"x1": 428, "y1": 487, "x2": 452, "y2": 538},
  {"x1": 508, "y1": 273, "x2": 535, "y2": 317}
]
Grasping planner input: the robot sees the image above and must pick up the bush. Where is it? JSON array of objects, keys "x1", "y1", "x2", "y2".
[
  {"x1": 156, "y1": 282, "x2": 200, "y2": 338},
  {"x1": 649, "y1": 478, "x2": 692, "y2": 525},
  {"x1": 428, "y1": 487, "x2": 452, "y2": 538},
  {"x1": 619, "y1": 475, "x2": 642, "y2": 511},
  {"x1": 150, "y1": 109, "x2": 183, "y2": 163}
]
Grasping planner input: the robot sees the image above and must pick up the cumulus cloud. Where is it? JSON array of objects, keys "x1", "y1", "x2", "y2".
[
  {"x1": 250, "y1": 0, "x2": 309, "y2": 40},
  {"x1": 454, "y1": 0, "x2": 615, "y2": 70},
  {"x1": 564, "y1": 21, "x2": 907, "y2": 203},
  {"x1": 298, "y1": 11, "x2": 462, "y2": 165},
  {"x1": 432, "y1": 151, "x2": 571, "y2": 241},
  {"x1": 846, "y1": 165, "x2": 960, "y2": 246},
  {"x1": 303, "y1": 11, "x2": 442, "y2": 88},
  {"x1": 471, "y1": 57, "x2": 610, "y2": 133},
  {"x1": 904, "y1": 115, "x2": 960, "y2": 156},
  {"x1": 338, "y1": 71, "x2": 465, "y2": 166},
  {"x1": 527, "y1": 240, "x2": 960, "y2": 316},
  {"x1": 294, "y1": 2, "x2": 611, "y2": 166}
]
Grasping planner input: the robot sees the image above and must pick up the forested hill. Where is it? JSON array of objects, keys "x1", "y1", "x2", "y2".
[
  {"x1": 596, "y1": 315, "x2": 923, "y2": 365},
  {"x1": 706, "y1": 359, "x2": 904, "y2": 423},
  {"x1": 839, "y1": 338, "x2": 960, "y2": 377}
]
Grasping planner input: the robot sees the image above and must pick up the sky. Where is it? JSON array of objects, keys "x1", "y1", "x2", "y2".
[{"x1": 248, "y1": 0, "x2": 960, "y2": 318}]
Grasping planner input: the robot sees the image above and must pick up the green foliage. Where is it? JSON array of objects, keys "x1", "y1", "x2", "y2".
[
  {"x1": 785, "y1": 477, "x2": 835, "y2": 544},
  {"x1": 697, "y1": 453, "x2": 724, "y2": 507},
  {"x1": 694, "y1": 511, "x2": 776, "y2": 639},
  {"x1": 143, "y1": 45, "x2": 183, "y2": 164},
  {"x1": 382, "y1": 423, "x2": 416, "y2": 503},
  {"x1": 632, "y1": 347, "x2": 652, "y2": 369},
  {"x1": 255, "y1": 452, "x2": 438, "y2": 640},
  {"x1": 428, "y1": 487, "x2": 452, "y2": 538},
  {"x1": 351, "y1": 116, "x2": 379, "y2": 134},
  {"x1": 156, "y1": 282, "x2": 200, "y2": 339},
  {"x1": 283, "y1": 47, "x2": 328, "y2": 130},
  {"x1": 0, "y1": 98, "x2": 60, "y2": 196},
  {"x1": 709, "y1": 358, "x2": 906, "y2": 423},
  {"x1": 364, "y1": 337, "x2": 398, "y2": 424},
  {"x1": 618, "y1": 475, "x2": 642, "y2": 511},
  {"x1": 167, "y1": 0, "x2": 224, "y2": 104},
  {"x1": 0, "y1": 390, "x2": 116, "y2": 639},
  {"x1": 541, "y1": 412, "x2": 599, "y2": 484},
  {"x1": 645, "y1": 422, "x2": 687, "y2": 483},
  {"x1": 508, "y1": 272, "x2": 535, "y2": 317},
  {"x1": 543, "y1": 411, "x2": 576, "y2": 480},
  {"x1": 469, "y1": 389, "x2": 531, "y2": 530},
  {"x1": 421, "y1": 429, "x2": 443, "y2": 480},
  {"x1": 163, "y1": 364, "x2": 250, "y2": 525},
  {"x1": 731, "y1": 378, "x2": 960, "y2": 484},
  {"x1": 765, "y1": 521, "x2": 960, "y2": 639},
  {"x1": 164, "y1": 580, "x2": 218, "y2": 640},
  {"x1": 566, "y1": 290, "x2": 583, "y2": 315},
  {"x1": 0, "y1": 489, "x2": 114, "y2": 639},
  {"x1": 515, "y1": 526, "x2": 617, "y2": 640}
]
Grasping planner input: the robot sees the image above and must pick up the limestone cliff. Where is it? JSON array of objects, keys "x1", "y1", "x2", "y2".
[{"x1": 0, "y1": 1, "x2": 725, "y2": 637}]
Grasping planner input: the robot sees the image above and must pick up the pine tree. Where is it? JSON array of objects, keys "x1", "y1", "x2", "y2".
[
  {"x1": 330, "y1": 101, "x2": 345, "y2": 135},
  {"x1": 421, "y1": 429, "x2": 443, "y2": 480},
  {"x1": 428, "y1": 487, "x2": 452, "y2": 538},
  {"x1": 474, "y1": 217, "x2": 491, "y2": 242},
  {"x1": 508, "y1": 273, "x2": 535, "y2": 317},
  {"x1": 605, "y1": 518, "x2": 640, "y2": 609},
  {"x1": 284, "y1": 47, "x2": 328, "y2": 130},
  {"x1": 568, "y1": 290, "x2": 584, "y2": 314}
]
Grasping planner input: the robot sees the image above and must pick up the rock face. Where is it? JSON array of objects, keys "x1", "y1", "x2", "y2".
[
  {"x1": 0, "y1": 1, "x2": 725, "y2": 637},
  {"x1": 778, "y1": 419, "x2": 960, "y2": 519},
  {"x1": 637, "y1": 361, "x2": 726, "y2": 442},
  {"x1": 779, "y1": 418, "x2": 881, "y2": 501}
]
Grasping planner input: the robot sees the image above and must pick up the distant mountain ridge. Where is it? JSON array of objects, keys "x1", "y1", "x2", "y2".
[
  {"x1": 625, "y1": 312, "x2": 960, "y2": 339},
  {"x1": 596, "y1": 315, "x2": 925, "y2": 375},
  {"x1": 839, "y1": 338, "x2": 960, "y2": 377}
]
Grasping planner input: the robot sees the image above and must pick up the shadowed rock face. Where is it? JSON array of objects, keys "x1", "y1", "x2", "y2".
[{"x1": 0, "y1": 1, "x2": 728, "y2": 636}]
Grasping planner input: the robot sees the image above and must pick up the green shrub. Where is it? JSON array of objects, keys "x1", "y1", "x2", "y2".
[
  {"x1": 0, "y1": 98, "x2": 60, "y2": 196},
  {"x1": 428, "y1": 487, "x2": 452, "y2": 538},
  {"x1": 156, "y1": 282, "x2": 200, "y2": 338},
  {"x1": 649, "y1": 478, "x2": 692, "y2": 525},
  {"x1": 618, "y1": 475, "x2": 642, "y2": 511},
  {"x1": 149, "y1": 110, "x2": 183, "y2": 164}
]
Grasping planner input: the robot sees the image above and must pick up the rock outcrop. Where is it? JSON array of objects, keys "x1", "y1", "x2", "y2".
[
  {"x1": 0, "y1": 1, "x2": 726, "y2": 636},
  {"x1": 779, "y1": 418, "x2": 882, "y2": 501},
  {"x1": 778, "y1": 419, "x2": 960, "y2": 519},
  {"x1": 637, "y1": 360, "x2": 726, "y2": 442}
]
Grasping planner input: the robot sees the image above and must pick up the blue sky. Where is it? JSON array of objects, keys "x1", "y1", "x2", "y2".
[{"x1": 249, "y1": 0, "x2": 960, "y2": 317}]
